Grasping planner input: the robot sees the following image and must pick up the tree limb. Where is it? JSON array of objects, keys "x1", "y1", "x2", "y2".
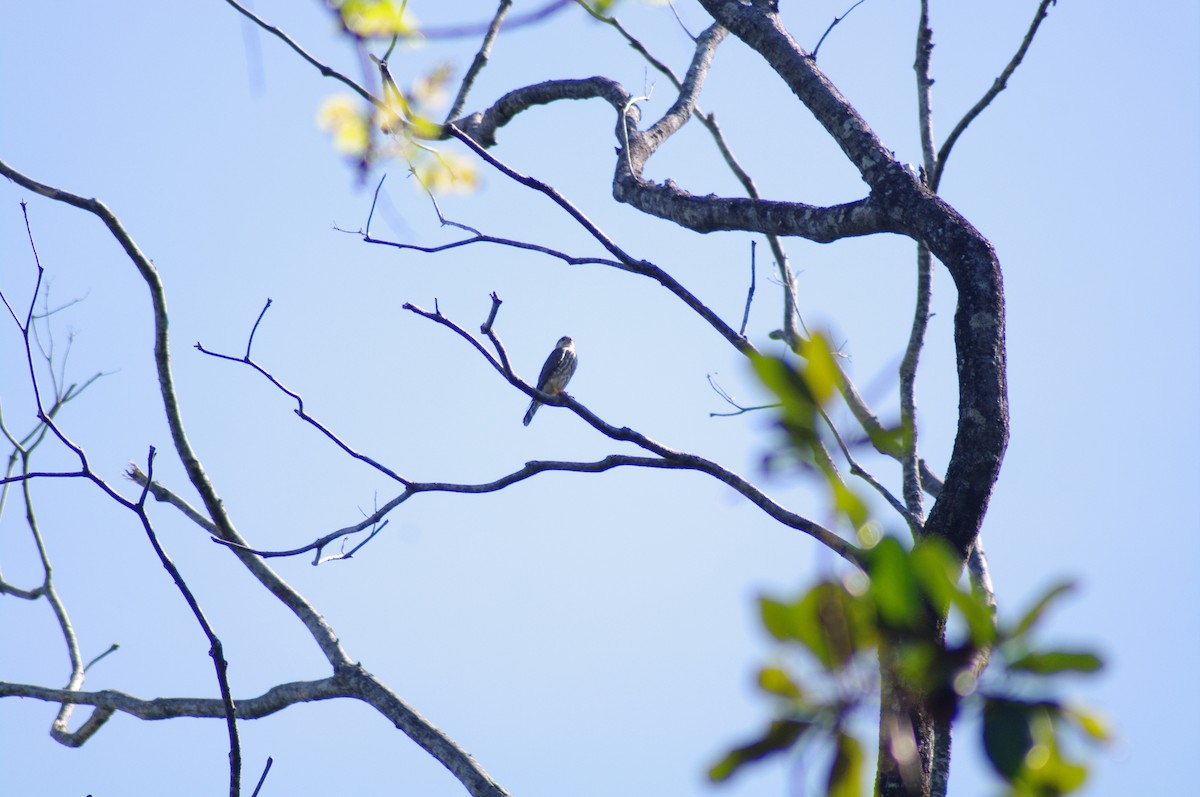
[
  {"x1": 444, "y1": 0, "x2": 513, "y2": 124},
  {"x1": 403, "y1": 301, "x2": 863, "y2": 567},
  {"x1": 0, "y1": 157, "x2": 355, "y2": 668},
  {"x1": 130, "y1": 448, "x2": 243, "y2": 797}
]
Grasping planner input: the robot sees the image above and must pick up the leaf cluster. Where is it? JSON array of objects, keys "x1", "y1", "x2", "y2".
[
  {"x1": 710, "y1": 540, "x2": 1107, "y2": 795},
  {"x1": 751, "y1": 334, "x2": 906, "y2": 538}
]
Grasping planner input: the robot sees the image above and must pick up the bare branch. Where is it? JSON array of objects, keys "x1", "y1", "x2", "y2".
[
  {"x1": 83, "y1": 644, "x2": 120, "y2": 674},
  {"x1": 819, "y1": 407, "x2": 922, "y2": 531},
  {"x1": 584, "y1": 8, "x2": 806, "y2": 345},
  {"x1": 706, "y1": 373, "x2": 779, "y2": 418},
  {"x1": 244, "y1": 298, "x2": 272, "y2": 360},
  {"x1": 445, "y1": 1, "x2": 513, "y2": 124},
  {"x1": 810, "y1": 0, "x2": 868, "y2": 61},
  {"x1": 421, "y1": 0, "x2": 571, "y2": 40},
  {"x1": 479, "y1": 291, "x2": 502, "y2": 336},
  {"x1": 223, "y1": 0, "x2": 380, "y2": 107},
  {"x1": 209, "y1": 456, "x2": 691, "y2": 561},
  {"x1": 642, "y1": 24, "x2": 728, "y2": 145},
  {"x1": 0, "y1": 676, "x2": 352, "y2": 721},
  {"x1": 403, "y1": 302, "x2": 863, "y2": 567},
  {"x1": 131, "y1": 448, "x2": 242, "y2": 797},
  {"x1": 932, "y1": 0, "x2": 1057, "y2": 190},
  {"x1": 4, "y1": 171, "x2": 516, "y2": 797},
  {"x1": 0, "y1": 157, "x2": 356, "y2": 671},
  {"x1": 196, "y1": 304, "x2": 410, "y2": 486},
  {"x1": 453, "y1": 76, "x2": 633, "y2": 148},
  {"x1": 363, "y1": 145, "x2": 756, "y2": 356},
  {"x1": 126, "y1": 463, "x2": 219, "y2": 534},
  {"x1": 739, "y1": 240, "x2": 757, "y2": 336},
  {"x1": 578, "y1": 1, "x2": 689, "y2": 78},
  {"x1": 900, "y1": 3, "x2": 938, "y2": 527},
  {"x1": 898, "y1": 242, "x2": 933, "y2": 526},
  {"x1": 250, "y1": 758, "x2": 274, "y2": 797},
  {"x1": 914, "y1": 0, "x2": 937, "y2": 178}
]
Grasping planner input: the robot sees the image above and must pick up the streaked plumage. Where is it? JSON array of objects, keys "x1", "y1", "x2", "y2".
[{"x1": 523, "y1": 336, "x2": 577, "y2": 426}]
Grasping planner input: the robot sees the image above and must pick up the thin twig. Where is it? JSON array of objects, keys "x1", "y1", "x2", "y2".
[
  {"x1": 365, "y1": 174, "x2": 387, "y2": 237},
  {"x1": 932, "y1": 0, "x2": 1057, "y2": 190},
  {"x1": 250, "y1": 758, "x2": 274, "y2": 797},
  {"x1": 195, "y1": 302, "x2": 409, "y2": 486},
  {"x1": 480, "y1": 292, "x2": 502, "y2": 336},
  {"x1": 133, "y1": 448, "x2": 242, "y2": 797},
  {"x1": 739, "y1": 240, "x2": 757, "y2": 336},
  {"x1": 223, "y1": 0, "x2": 380, "y2": 107},
  {"x1": 706, "y1": 373, "x2": 779, "y2": 418},
  {"x1": 421, "y1": 0, "x2": 570, "y2": 40},
  {"x1": 245, "y1": 299, "x2": 272, "y2": 360},
  {"x1": 83, "y1": 644, "x2": 120, "y2": 674},
  {"x1": 811, "y1": 0, "x2": 868, "y2": 61},
  {"x1": 126, "y1": 463, "x2": 219, "y2": 535},
  {"x1": 819, "y1": 407, "x2": 922, "y2": 531},
  {"x1": 420, "y1": 130, "x2": 756, "y2": 356},
  {"x1": 914, "y1": 0, "x2": 937, "y2": 178},
  {"x1": 445, "y1": 1, "x2": 513, "y2": 124}
]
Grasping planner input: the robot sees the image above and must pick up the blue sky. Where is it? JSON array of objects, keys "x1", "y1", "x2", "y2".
[{"x1": 2, "y1": 2, "x2": 1197, "y2": 795}]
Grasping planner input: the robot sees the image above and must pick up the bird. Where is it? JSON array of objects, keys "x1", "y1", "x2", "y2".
[{"x1": 523, "y1": 336, "x2": 577, "y2": 426}]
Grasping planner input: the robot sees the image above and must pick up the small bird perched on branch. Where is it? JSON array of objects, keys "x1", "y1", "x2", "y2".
[{"x1": 523, "y1": 336, "x2": 577, "y2": 426}]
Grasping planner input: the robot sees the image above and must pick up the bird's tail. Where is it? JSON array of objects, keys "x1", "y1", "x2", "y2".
[{"x1": 523, "y1": 399, "x2": 540, "y2": 426}]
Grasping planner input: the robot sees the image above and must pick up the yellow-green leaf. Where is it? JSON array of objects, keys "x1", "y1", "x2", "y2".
[
  {"x1": 1009, "y1": 650, "x2": 1103, "y2": 676},
  {"x1": 1062, "y1": 705, "x2": 1113, "y2": 743},
  {"x1": 757, "y1": 664, "x2": 804, "y2": 700},
  {"x1": 832, "y1": 480, "x2": 870, "y2": 530},
  {"x1": 1011, "y1": 580, "x2": 1076, "y2": 638},
  {"x1": 317, "y1": 95, "x2": 370, "y2": 156},
  {"x1": 339, "y1": 0, "x2": 418, "y2": 38},
  {"x1": 826, "y1": 731, "x2": 864, "y2": 797},
  {"x1": 868, "y1": 536, "x2": 921, "y2": 629},
  {"x1": 708, "y1": 719, "x2": 809, "y2": 782},
  {"x1": 799, "y1": 332, "x2": 841, "y2": 404}
]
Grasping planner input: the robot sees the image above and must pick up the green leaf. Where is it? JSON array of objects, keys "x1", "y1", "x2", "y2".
[
  {"x1": 757, "y1": 664, "x2": 804, "y2": 700},
  {"x1": 580, "y1": 0, "x2": 620, "y2": 16},
  {"x1": 750, "y1": 353, "x2": 814, "y2": 418},
  {"x1": 1011, "y1": 581, "x2": 1076, "y2": 638},
  {"x1": 868, "y1": 537, "x2": 922, "y2": 629},
  {"x1": 893, "y1": 640, "x2": 939, "y2": 691},
  {"x1": 826, "y1": 731, "x2": 864, "y2": 797},
  {"x1": 1017, "y1": 709, "x2": 1089, "y2": 793},
  {"x1": 759, "y1": 596, "x2": 801, "y2": 642},
  {"x1": 799, "y1": 332, "x2": 841, "y2": 404},
  {"x1": 1022, "y1": 754, "x2": 1088, "y2": 795},
  {"x1": 947, "y1": 587, "x2": 998, "y2": 647},
  {"x1": 832, "y1": 480, "x2": 870, "y2": 530},
  {"x1": 866, "y1": 421, "x2": 909, "y2": 458},
  {"x1": 1062, "y1": 705, "x2": 1113, "y2": 743},
  {"x1": 750, "y1": 353, "x2": 823, "y2": 464},
  {"x1": 909, "y1": 537, "x2": 958, "y2": 614},
  {"x1": 339, "y1": 0, "x2": 417, "y2": 38},
  {"x1": 909, "y1": 539, "x2": 997, "y2": 645},
  {"x1": 808, "y1": 581, "x2": 871, "y2": 668},
  {"x1": 983, "y1": 698, "x2": 1036, "y2": 780},
  {"x1": 708, "y1": 719, "x2": 810, "y2": 782},
  {"x1": 760, "y1": 583, "x2": 872, "y2": 670},
  {"x1": 1009, "y1": 650, "x2": 1103, "y2": 675}
]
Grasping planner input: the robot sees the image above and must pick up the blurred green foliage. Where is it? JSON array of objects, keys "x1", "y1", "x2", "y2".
[{"x1": 711, "y1": 344, "x2": 1107, "y2": 794}]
